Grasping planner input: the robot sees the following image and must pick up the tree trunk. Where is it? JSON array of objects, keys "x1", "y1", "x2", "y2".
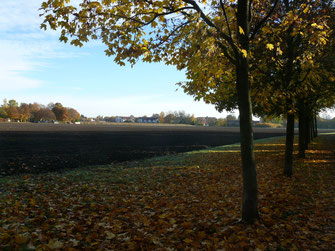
[
  {"x1": 304, "y1": 111, "x2": 310, "y2": 149},
  {"x1": 236, "y1": 0, "x2": 259, "y2": 224},
  {"x1": 298, "y1": 106, "x2": 306, "y2": 158},
  {"x1": 236, "y1": 68, "x2": 259, "y2": 224},
  {"x1": 314, "y1": 113, "x2": 318, "y2": 137},
  {"x1": 310, "y1": 115, "x2": 314, "y2": 141},
  {"x1": 284, "y1": 113, "x2": 295, "y2": 177},
  {"x1": 310, "y1": 113, "x2": 315, "y2": 140}
]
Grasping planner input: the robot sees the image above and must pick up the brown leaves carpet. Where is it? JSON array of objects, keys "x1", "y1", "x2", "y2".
[{"x1": 1, "y1": 135, "x2": 334, "y2": 250}]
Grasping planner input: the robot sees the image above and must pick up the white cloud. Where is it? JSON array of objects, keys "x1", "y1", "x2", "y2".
[
  {"x1": 0, "y1": 0, "x2": 88, "y2": 92},
  {"x1": 0, "y1": 0, "x2": 42, "y2": 32},
  {"x1": 0, "y1": 39, "x2": 45, "y2": 91}
]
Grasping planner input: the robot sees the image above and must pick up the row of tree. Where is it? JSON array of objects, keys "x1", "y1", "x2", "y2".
[
  {"x1": 99, "y1": 111, "x2": 232, "y2": 126},
  {"x1": 0, "y1": 99, "x2": 81, "y2": 123},
  {"x1": 41, "y1": 0, "x2": 335, "y2": 224}
]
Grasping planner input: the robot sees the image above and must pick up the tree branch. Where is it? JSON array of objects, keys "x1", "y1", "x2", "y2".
[
  {"x1": 182, "y1": 0, "x2": 237, "y2": 53},
  {"x1": 250, "y1": 0, "x2": 279, "y2": 40},
  {"x1": 152, "y1": 21, "x2": 192, "y2": 49},
  {"x1": 182, "y1": 0, "x2": 217, "y2": 29},
  {"x1": 297, "y1": 69, "x2": 311, "y2": 84},
  {"x1": 220, "y1": 0, "x2": 233, "y2": 40}
]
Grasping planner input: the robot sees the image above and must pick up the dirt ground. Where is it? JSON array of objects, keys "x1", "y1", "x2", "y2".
[{"x1": 0, "y1": 122, "x2": 293, "y2": 175}]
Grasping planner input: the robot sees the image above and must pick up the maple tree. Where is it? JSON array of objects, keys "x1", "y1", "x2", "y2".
[
  {"x1": 251, "y1": 0, "x2": 335, "y2": 176},
  {"x1": 179, "y1": 0, "x2": 335, "y2": 176},
  {"x1": 40, "y1": 0, "x2": 283, "y2": 223}
]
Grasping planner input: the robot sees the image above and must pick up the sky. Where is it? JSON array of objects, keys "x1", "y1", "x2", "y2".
[{"x1": 0, "y1": 0, "x2": 232, "y2": 118}]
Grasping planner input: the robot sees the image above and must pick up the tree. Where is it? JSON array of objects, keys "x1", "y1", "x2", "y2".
[
  {"x1": 251, "y1": 0, "x2": 334, "y2": 175},
  {"x1": 8, "y1": 99, "x2": 18, "y2": 108},
  {"x1": 19, "y1": 103, "x2": 31, "y2": 122},
  {"x1": 183, "y1": 0, "x2": 334, "y2": 177},
  {"x1": 6, "y1": 107, "x2": 20, "y2": 120},
  {"x1": 164, "y1": 113, "x2": 175, "y2": 124},
  {"x1": 216, "y1": 118, "x2": 227, "y2": 126},
  {"x1": 52, "y1": 103, "x2": 70, "y2": 122},
  {"x1": 189, "y1": 114, "x2": 196, "y2": 125},
  {"x1": 68, "y1": 108, "x2": 81, "y2": 122},
  {"x1": 40, "y1": 0, "x2": 284, "y2": 223},
  {"x1": 34, "y1": 108, "x2": 56, "y2": 122},
  {"x1": 2, "y1": 99, "x2": 8, "y2": 108},
  {"x1": 226, "y1": 114, "x2": 238, "y2": 121},
  {"x1": 159, "y1": 112, "x2": 165, "y2": 123}
]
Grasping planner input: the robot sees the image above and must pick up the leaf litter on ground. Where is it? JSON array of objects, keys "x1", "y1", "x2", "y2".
[{"x1": 0, "y1": 135, "x2": 334, "y2": 250}]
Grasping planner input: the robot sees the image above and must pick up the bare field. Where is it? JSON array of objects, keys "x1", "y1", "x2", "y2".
[{"x1": 0, "y1": 122, "x2": 291, "y2": 175}]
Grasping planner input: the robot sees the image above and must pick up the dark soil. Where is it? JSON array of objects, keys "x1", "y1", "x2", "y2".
[{"x1": 0, "y1": 123, "x2": 292, "y2": 175}]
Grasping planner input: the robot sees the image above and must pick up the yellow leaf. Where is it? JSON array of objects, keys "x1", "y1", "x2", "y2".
[
  {"x1": 15, "y1": 235, "x2": 26, "y2": 245},
  {"x1": 184, "y1": 238, "x2": 193, "y2": 244},
  {"x1": 262, "y1": 207, "x2": 271, "y2": 213},
  {"x1": 239, "y1": 26, "x2": 245, "y2": 35},
  {"x1": 169, "y1": 218, "x2": 176, "y2": 224},
  {"x1": 106, "y1": 231, "x2": 116, "y2": 239},
  {"x1": 266, "y1": 44, "x2": 274, "y2": 50},
  {"x1": 29, "y1": 198, "x2": 36, "y2": 206},
  {"x1": 47, "y1": 239, "x2": 63, "y2": 249},
  {"x1": 277, "y1": 47, "x2": 283, "y2": 55},
  {"x1": 286, "y1": 224, "x2": 294, "y2": 231},
  {"x1": 241, "y1": 49, "x2": 247, "y2": 58},
  {"x1": 159, "y1": 213, "x2": 168, "y2": 219},
  {"x1": 311, "y1": 23, "x2": 317, "y2": 27}
]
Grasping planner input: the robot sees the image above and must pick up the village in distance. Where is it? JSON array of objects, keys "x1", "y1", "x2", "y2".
[{"x1": 1, "y1": 98, "x2": 335, "y2": 129}]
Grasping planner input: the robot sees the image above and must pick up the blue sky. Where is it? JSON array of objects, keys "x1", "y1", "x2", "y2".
[{"x1": 0, "y1": 0, "x2": 230, "y2": 118}]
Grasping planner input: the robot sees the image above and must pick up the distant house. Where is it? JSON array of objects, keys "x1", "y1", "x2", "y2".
[
  {"x1": 137, "y1": 117, "x2": 159, "y2": 123},
  {"x1": 115, "y1": 116, "x2": 124, "y2": 123},
  {"x1": 124, "y1": 116, "x2": 136, "y2": 123},
  {"x1": 227, "y1": 119, "x2": 240, "y2": 127},
  {"x1": 115, "y1": 116, "x2": 135, "y2": 123}
]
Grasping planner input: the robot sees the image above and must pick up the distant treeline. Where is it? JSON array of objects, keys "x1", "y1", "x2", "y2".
[
  {"x1": 0, "y1": 99, "x2": 81, "y2": 123},
  {"x1": 317, "y1": 117, "x2": 335, "y2": 129},
  {"x1": 99, "y1": 112, "x2": 238, "y2": 127}
]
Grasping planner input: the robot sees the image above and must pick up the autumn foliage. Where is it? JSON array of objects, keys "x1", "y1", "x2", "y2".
[
  {"x1": 0, "y1": 100, "x2": 81, "y2": 123},
  {"x1": 1, "y1": 136, "x2": 334, "y2": 250}
]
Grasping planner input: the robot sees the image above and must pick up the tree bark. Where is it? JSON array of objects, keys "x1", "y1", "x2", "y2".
[
  {"x1": 284, "y1": 113, "x2": 295, "y2": 177},
  {"x1": 310, "y1": 114, "x2": 314, "y2": 141},
  {"x1": 310, "y1": 115, "x2": 314, "y2": 140},
  {"x1": 314, "y1": 113, "x2": 318, "y2": 137},
  {"x1": 304, "y1": 111, "x2": 310, "y2": 149},
  {"x1": 236, "y1": 68, "x2": 259, "y2": 224},
  {"x1": 236, "y1": 0, "x2": 259, "y2": 224},
  {"x1": 298, "y1": 105, "x2": 306, "y2": 158}
]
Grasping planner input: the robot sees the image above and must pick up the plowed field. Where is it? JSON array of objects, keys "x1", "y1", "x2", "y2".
[{"x1": 0, "y1": 123, "x2": 290, "y2": 175}]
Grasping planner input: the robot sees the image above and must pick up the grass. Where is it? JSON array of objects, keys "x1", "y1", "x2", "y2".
[{"x1": 0, "y1": 136, "x2": 334, "y2": 250}]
